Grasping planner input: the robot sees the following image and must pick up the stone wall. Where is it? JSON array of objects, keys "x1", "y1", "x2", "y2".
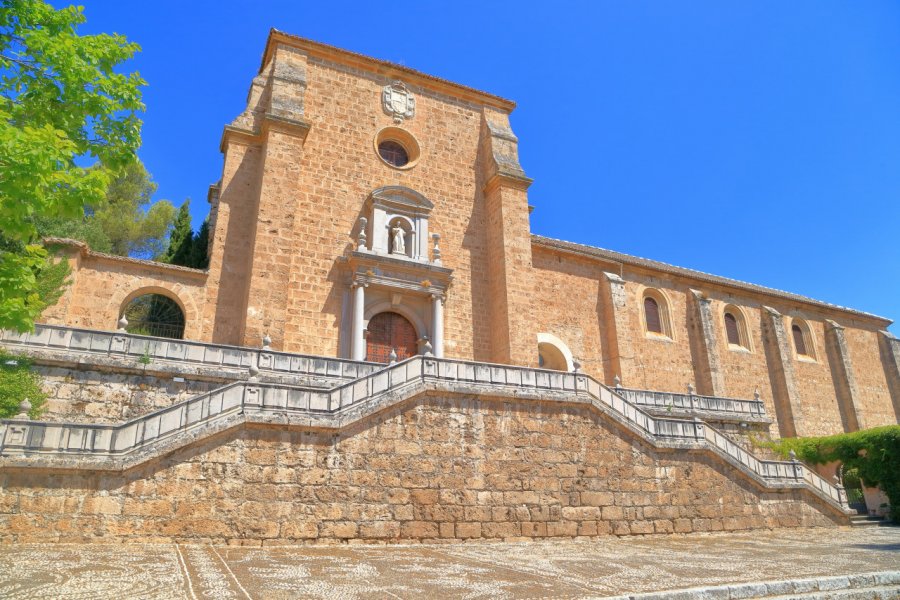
[
  {"x1": 42, "y1": 244, "x2": 207, "y2": 340},
  {"x1": 0, "y1": 395, "x2": 844, "y2": 544},
  {"x1": 35, "y1": 365, "x2": 219, "y2": 424},
  {"x1": 529, "y1": 242, "x2": 899, "y2": 440}
]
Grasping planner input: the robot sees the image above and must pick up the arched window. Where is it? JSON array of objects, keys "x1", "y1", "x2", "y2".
[
  {"x1": 724, "y1": 312, "x2": 740, "y2": 345},
  {"x1": 642, "y1": 290, "x2": 672, "y2": 338},
  {"x1": 644, "y1": 297, "x2": 661, "y2": 333},
  {"x1": 723, "y1": 305, "x2": 750, "y2": 350},
  {"x1": 366, "y1": 312, "x2": 418, "y2": 363},
  {"x1": 121, "y1": 294, "x2": 185, "y2": 339},
  {"x1": 791, "y1": 319, "x2": 814, "y2": 359}
]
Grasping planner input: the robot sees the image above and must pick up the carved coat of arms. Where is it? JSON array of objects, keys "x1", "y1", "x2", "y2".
[{"x1": 382, "y1": 81, "x2": 415, "y2": 123}]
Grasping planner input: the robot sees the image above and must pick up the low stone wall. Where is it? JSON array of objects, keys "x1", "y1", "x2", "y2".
[
  {"x1": 36, "y1": 365, "x2": 220, "y2": 424},
  {"x1": 0, "y1": 395, "x2": 844, "y2": 544}
]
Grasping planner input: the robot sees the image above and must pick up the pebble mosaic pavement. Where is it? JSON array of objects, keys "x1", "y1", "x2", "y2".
[{"x1": 0, "y1": 527, "x2": 898, "y2": 599}]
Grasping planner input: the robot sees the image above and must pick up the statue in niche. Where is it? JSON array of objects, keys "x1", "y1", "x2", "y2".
[{"x1": 391, "y1": 224, "x2": 406, "y2": 255}]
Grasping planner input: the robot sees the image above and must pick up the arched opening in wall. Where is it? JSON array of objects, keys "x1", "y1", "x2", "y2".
[
  {"x1": 538, "y1": 343, "x2": 568, "y2": 371},
  {"x1": 723, "y1": 305, "x2": 751, "y2": 350},
  {"x1": 791, "y1": 318, "x2": 815, "y2": 360},
  {"x1": 366, "y1": 312, "x2": 418, "y2": 363},
  {"x1": 121, "y1": 294, "x2": 186, "y2": 339},
  {"x1": 536, "y1": 333, "x2": 574, "y2": 371},
  {"x1": 840, "y1": 464, "x2": 866, "y2": 512},
  {"x1": 641, "y1": 289, "x2": 672, "y2": 339}
]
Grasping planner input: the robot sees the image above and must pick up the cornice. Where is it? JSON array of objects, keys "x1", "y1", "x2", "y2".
[
  {"x1": 261, "y1": 29, "x2": 517, "y2": 112},
  {"x1": 220, "y1": 114, "x2": 312, "y2": 152},
  {"x1": 532, "y1": 235, "x2": 892, "y2": 326}
]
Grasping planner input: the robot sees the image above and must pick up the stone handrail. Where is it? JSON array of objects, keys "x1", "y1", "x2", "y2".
[
  {"x1": 0, "y1": 354, "x2": 848, "y2": 512},
  {"x1": 617, "y1": 387, "x2": 769, "y2": 421},
  {"x1": 1, "y1": 323, "x2": 380, "y2": 383}
]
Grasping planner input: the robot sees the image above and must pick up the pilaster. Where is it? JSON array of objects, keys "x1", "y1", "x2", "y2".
[
  {"x1": 479, "y1": 107, "x2": 534, "y2": 366},
  {"x1": 824, "y1": 320, "x2": 864, "y2": 431},
  {"x1": 688, "y1": 289, "x2": 725, "y2": 397},
  {"x1": 601, "y1": 272, "x2": 630, "y2": 385},
  {"x1": 878, "y1": 330, "x2": 900, "y2": 421},
  {"x1": 761, "y1": 306, "x2": 804, "y2": 437}
]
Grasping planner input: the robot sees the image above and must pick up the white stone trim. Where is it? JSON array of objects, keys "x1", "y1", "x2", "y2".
[{"x1": 537, "y1": 332, "x2": 575, "y2": 372}]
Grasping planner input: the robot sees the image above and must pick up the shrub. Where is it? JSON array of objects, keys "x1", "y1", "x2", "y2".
[
  {"x1": 765, "y1": 426, "x2": 900, "y2": 522},
  {"x1": 0, "y1": 350, "x2": 47, "y2": 419}
]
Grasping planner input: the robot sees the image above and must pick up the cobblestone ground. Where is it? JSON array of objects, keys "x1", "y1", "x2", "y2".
[{"x1": 0, "y1": 527, "x2": 898, "y2": 599}]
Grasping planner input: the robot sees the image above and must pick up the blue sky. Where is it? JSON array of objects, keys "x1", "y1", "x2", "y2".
[{"x1": 75, "y1": 1, "x2": 900, "y2": 330}]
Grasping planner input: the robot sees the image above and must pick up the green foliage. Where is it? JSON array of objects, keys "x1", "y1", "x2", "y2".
[
  {"x1": 35, "y1": 160, "x2": 178, "y2": 259},
  {"x1": 33, "y1": 215, "x2": 112, "y2": 253},
  {"x1": 190, "y1": 219, "x2": 210, "y2": 269},
  {"x1": 0, "y1": 0, "x2": 145, "y2": 331},
  {"x1": 162, "y1": 201, "x2": 194, "y2": 265},
  {"x1": 92, "y1": 160, "x2": 175, "y2": 259},
  {"x1": 161, "y1": 200, "x2": 209, "y2": 269},
  {"x1": 765, "y1": 426, "x2": 900, "y2": 522},
  {"x1": 0, "y1": 349, "x2": 46, "y2": 419}
]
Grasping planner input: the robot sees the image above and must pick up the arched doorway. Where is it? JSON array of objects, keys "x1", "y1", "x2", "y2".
[
  {"x1": 366, "y1": 312, "x2": 417, "y2": 363},
  {"x1": 121, "y1": 294, "x2": 186, "y2": 339}
]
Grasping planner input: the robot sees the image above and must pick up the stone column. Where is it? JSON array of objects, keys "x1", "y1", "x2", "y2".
[
  {"x1": 688, "y1": 289, "x2": 725, "y2": 397},
  {"x1": 824, "y1": 320, "x2": 864, "y2": 432},
  {"x1": 878, "y1": 330, "x2": 900, "y2": 421},
  {"x1": 600, "y1": 272, "x2": 630, "y2": 386},
  {"x1": 762, "y1": 306, "x2": 804, "y2": 438},
  {"x1": 351, "y1": 283, "x2": 366, "y2": 361},
  {"x1": 431, "y1": 293, "x2": 444, "y2": 358}
]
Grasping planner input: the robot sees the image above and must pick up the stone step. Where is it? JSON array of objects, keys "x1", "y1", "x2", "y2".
[
  {"x1": 850, "y1": 515, "x2": 891, "y2": 528},
  {"x1": 618, "y1": 571, "x2": 900, "y2": 600}
]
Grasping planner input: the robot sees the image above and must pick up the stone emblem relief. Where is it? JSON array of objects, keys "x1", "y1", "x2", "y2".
[{"x1": 382, "y1": 81, "x2": 415, "y2": 123}]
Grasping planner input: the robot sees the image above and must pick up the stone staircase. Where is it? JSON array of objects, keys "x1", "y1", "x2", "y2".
[{"x1": 0, "y1": 325, "x2": 851, "y2": 516}]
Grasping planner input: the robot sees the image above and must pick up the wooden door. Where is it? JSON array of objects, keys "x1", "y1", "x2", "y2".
[{"x1": 366, "y1": 312, "x2": 418, "y2": 363}]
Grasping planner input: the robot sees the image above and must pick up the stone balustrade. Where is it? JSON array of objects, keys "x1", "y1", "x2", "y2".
[
  {"x1": 617, "y1": 388, "x2": 770, "y2": 423},
  {"x1": 0, "y1": 323, "x2": 380, "y2": 385},
  {"x1": 0, "y1": 352, "x2": 848, "y2": 513}
]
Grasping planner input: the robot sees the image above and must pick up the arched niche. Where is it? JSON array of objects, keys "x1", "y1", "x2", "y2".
[
  {"x1": 537, "y1": 332, "x2": 575, "y2": 371},
  {"x1": 363, "y1": 186, "x2": 433, "y2": 260}
]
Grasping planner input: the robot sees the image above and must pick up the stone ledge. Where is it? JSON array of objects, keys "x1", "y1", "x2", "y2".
[{"x1": 613, "y1": 570, "x2": 900, "y2": 600}]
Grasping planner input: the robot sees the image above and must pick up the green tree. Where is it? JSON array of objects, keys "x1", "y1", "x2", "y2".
[
  {"x1": 36, "y1": 160, "x2": 177, "y2": 259},
  {"x1": 190, "y1": 218, "x2": 210, "y2": 269},
  {"x1": 0, "y1": 0, "x2": 145, "y2": 331},
  {"x1": 162, "y1": 200, "x2": 194, "y2": 265},
  {"x1": 161, "y1": 201, "x2": 210, "y2": 269},
  {"x1": 90, "y1": 160, "x2": 175, "y2": 259}
]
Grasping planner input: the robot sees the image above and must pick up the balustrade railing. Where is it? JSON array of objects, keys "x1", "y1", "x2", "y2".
[
  {"x1": 618, "y1": 388, "x2": 767, "y2": 419},
  {"x1": 0, "y1": 350, "x2": 847, "y2": 510},
  {"x1": 0, "y1": 323, "x2": 379, "y2": 383}
]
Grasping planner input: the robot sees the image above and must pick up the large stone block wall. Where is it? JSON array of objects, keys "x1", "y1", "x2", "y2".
[
  {"x1": 529, "y1": 248, "x2": 898, "y2": 439},
  {"x1": 845, "y1": 327, "x2": 897, "y2": 428},
  {"x1": 0, "y1": 396, "x2": 844, "y2": 544},
  {"x1": 214, "y1": 48, "x2": 507, "y2": 361},
  {"x1": 34, "y1": 365, "x2": 219, "y2": 425},
  {"x1": 530, "y1": 248, "x2": 607, "y2": 376}
]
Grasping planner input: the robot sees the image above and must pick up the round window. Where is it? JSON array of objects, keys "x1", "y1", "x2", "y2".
[
  {"x1": 373, "y1": 126, "x2": 421, "y2": 170},
  {"x1": 378, "y1": 140, "x2": 409, "y2": 167}
]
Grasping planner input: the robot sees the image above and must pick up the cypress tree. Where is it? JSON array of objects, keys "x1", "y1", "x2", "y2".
[{"x1": 163, "y1": 201, "x2": 194, "y2": 266}]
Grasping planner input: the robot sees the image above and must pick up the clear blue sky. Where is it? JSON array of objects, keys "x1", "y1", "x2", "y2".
[{"x1": 75, "y1": 1, "x2": 900, "y2": 330}]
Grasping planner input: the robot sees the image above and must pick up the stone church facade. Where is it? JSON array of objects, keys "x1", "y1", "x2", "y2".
[{"x1": 1, "y1": 31, "x2": 898, "y2": 544}]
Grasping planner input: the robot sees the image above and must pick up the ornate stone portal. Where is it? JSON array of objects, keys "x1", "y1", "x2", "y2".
[{"x1": 343, "y1": 186, "x2": 452, "y2": 362}]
